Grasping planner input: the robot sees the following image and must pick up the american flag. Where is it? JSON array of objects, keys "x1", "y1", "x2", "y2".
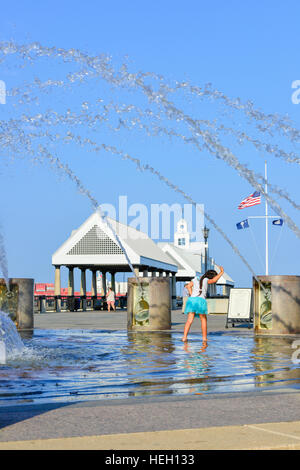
[{"x1": 238, "y1": 191, "x2": 261, "y2": 209}]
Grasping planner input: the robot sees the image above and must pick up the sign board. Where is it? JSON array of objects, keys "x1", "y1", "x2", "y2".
[{"x1": 226, "y1": 288, "x2": 253, "y2": 328}]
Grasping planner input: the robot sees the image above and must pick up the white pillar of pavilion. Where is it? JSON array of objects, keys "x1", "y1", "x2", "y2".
[
  {"x1": 68, "y1": 267, "x2": 75, "y2": 296},
  {"x1": 110, "y1": 272, "x2": 116, "y2": 293},
  {"x1": 102, "y1": 271, "x2": 107, "y2": 296},
  {"x1": 80, "y1": 268, "x2": 87, "y2": 311},
  {"x1": 91, "y1": 269, "x2": 97, "y2": 297},
  {"x1": 54, "y1": 265, "x2": 61, "y2": 312},
  {"x1": 54, "y1": 266, "x2": 61, "y2": 295},
  {"x1": 171, "y1": 273, "x2": 177, "y2": 310}
]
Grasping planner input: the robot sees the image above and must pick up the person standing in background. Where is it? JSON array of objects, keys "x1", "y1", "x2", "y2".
[
  {"x1": 106, "y1": 287, "x2": 116, "y2": 312},
  {"x1": 182, "y1": 282, "x2": 190, "y2": 314}
]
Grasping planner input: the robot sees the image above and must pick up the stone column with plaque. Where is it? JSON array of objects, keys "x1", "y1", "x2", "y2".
[
  {"x1": 253, "y1": 275, "x2": 300, "y2": 335},
  {"x1": 0, "y1": 278, "x2": 34, "y2": 330},
  {"x1": 127, "y1": 277, "x2": 171, "y2": 331}
]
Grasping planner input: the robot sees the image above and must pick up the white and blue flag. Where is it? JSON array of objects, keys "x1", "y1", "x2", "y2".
[
  {"x1": 236, "y1": 219, "x2": 249, "y2": 230},
  {"x1": 272, "y1": 219, "x2": 283, "y2": 226}
]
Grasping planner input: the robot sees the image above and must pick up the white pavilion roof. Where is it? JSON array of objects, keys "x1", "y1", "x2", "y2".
[
  {"x1": 52, "y1": 211, "x2": 178, "y2": 273},
  {"x1": 158, "y1": 244, "x2": 202, "y2": 278},
  {"x1": 158, "y1": 243, "x2": 234, "y2": 285}
]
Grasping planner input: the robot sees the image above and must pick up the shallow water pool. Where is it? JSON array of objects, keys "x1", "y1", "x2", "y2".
[{"x1": 0, "y1": 329, "x2": 299, "y2": 405}]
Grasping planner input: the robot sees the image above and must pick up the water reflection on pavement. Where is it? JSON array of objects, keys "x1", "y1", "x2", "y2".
[{"x1": 0, "y1": 329, "x2": 299, "y2": 405}]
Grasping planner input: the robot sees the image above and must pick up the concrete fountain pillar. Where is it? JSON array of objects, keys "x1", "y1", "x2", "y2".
[
  {"x1": 253, "y1": 275, "x2": 300, "y2": 335},
  {"x1": 127, "y1": 277, "x2": 171, "y2": 331},
  {"x1": 0, "y1": 278, "x2": 34, "y2": 330},
  {"x1": 14, "y1": 278, "x2": 34, "y2": 330}
]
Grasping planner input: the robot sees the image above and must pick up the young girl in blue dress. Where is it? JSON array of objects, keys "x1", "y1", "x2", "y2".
[{"x1": 182, "y1": 265, "x2": 224, "y2": 342}]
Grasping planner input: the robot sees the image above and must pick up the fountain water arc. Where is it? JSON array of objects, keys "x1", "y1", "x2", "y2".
[
  {"x1": 0, "y1": 41, "x2": 299, "y2": 405},
  {"x1": 0, "y1": 40, "x2": 299, "y2": 324}
]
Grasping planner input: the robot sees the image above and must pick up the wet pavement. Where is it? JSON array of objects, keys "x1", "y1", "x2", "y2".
[{"x1": 0, "y1": 310, "x2": 299, "y2": 449}]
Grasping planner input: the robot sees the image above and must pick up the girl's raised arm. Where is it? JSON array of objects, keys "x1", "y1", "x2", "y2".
[{"x1": 208, "y1": 265, "x2": 224, "y2": 284}]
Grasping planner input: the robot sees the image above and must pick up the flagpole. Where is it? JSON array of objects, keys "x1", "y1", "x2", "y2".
[{"x1": 265, "y1": 160, "x2": 269, "y2": 275}]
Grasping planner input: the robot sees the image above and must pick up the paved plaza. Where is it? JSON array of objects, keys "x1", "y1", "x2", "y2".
[{"x1": 0, "y1": 310, "x2": 300, "y2": 450}]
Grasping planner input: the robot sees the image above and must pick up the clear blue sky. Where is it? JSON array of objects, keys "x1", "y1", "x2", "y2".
[{"x1": 0, "y1": 0, "x2": 300, "y2": 289}]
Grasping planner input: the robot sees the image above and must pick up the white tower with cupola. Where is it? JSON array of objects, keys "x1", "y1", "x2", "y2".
[{"x1": 174, "y1": 218, "x2": 190, "y2": 249}]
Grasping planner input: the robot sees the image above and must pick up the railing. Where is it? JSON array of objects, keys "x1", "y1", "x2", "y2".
[{"x1": 34, "y1": 295, "x2": 127, "y2": 313}]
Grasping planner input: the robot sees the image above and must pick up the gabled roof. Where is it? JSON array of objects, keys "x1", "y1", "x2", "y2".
[
  {"x1": 158, "y1": 242, "x2": 234, "y2": 285},
  {"x1": 52, "y1": 211, "x2": 177, "y2": 272},
  {"x1": 158, "y1": 243, "x2": 202, "y2": 278}
]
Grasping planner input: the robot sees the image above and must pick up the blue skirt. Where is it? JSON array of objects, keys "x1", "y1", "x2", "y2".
[{"x1": 184, "y1": 297, "x2": 208, "y2": 315}]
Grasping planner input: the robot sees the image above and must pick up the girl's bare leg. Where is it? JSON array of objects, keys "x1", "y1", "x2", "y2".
[
  {"x1": 200, "y1": 314, "x2": 207, "y2": 342},
  {"x1": 182, "y1": 313, "x2": 195, "y2": 341}
]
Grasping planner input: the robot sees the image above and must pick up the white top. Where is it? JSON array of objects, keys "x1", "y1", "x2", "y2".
[
  {"x1": 107, "y1": 290, "x2": 115, "y2": 301},
  {"x1": 191, "y1": 277, "x2": 209, "y2": 299}
]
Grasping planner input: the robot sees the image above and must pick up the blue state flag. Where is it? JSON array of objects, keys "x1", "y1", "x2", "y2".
[
  {"x1": 272, "y1": 219, "x2": 283, "y2": 226},
  {"x1": 236, "y1": 219, "x2": 249, "y2": 230}
]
